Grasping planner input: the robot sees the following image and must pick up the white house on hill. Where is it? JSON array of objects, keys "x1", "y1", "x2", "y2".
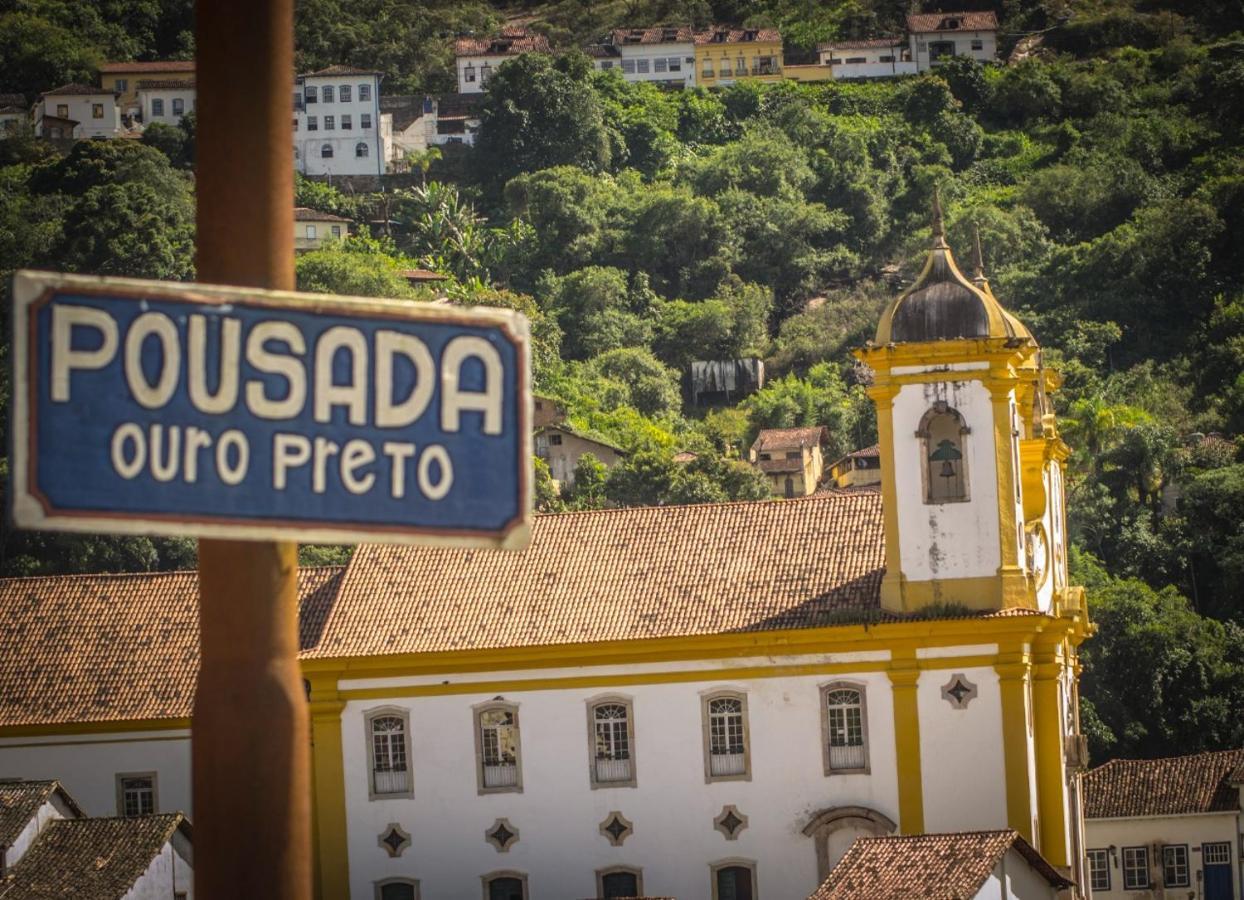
[
  {"x1": 294, "y1": 66, "x2": 386, "y2": 177},
  {"x1": 34, "y1": 84, "x2": 121, "y2": 139},
  {"x1": 906, "y1": 11, "x2": 999, "y2": 70},
  {"x1": 454, "y1": 28, "x2": 550, "y2": 94},
  {"x1": 136, "y1": 79, "x2": 196, "y2": 127},
  {"x1": 592, "y1": 27, "x2": 696, "y2": 88}
]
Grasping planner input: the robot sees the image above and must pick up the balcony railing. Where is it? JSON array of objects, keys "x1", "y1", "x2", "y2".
[
  {"x1": 829, "y1": 743, "x2": 867, "y2": 771},
  {"x1": 709, "y1": 751, "x2": 746, "y2": 777},
  {"x1": 372, "y1": 769, "x2": 409, "y2": 794},
  {"x1": 483, "y1": 763, "x2": 519, "y2": 788},
  {"x1": 595, "y1": 757, "x2": 632, "y2": 783}
]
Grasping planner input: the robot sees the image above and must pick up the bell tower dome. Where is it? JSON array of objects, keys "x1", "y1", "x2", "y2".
[{"x1": 856, "y1": 192, "x2": 1070, "y2": 614}]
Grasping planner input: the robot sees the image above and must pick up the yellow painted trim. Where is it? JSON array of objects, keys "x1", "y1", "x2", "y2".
[
  {"x1": 996, "y1": 651, "x2": 1034, "y2": 842},
  {"x1": 0, "y1": 717, "x2": 191, "y2": 738},
  {"x1": 990, "y1": 386, "x2": 1022, "y2": 574},
  {"x1": 887, "y1": 652, "x2": 924, "y2": 833},
  {"x1": 1031, "y1": 649, "x2": 1069, "y2": 866},
  {"x1": 872, "y1": 387, "x2": 903, "y2": 611},
  {"x1": 335, "y1": 655, "x2": 1003, "y2": 702},
  {"x1": 309, "y1": 676, "x2": 349, "y2": 900},
  {"x1": 0, "y1": 734, "x2": 191, "y2": 749}
]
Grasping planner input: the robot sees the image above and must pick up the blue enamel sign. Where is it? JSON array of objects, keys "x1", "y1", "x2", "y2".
[{"x1": 9, "y1": 271, "x2": 532, "y2": 548}]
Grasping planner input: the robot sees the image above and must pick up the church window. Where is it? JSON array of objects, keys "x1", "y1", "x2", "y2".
[
  {"x1": 711, "y1": 861, "x2": 757, "y2": 900},
  {"x1": 375, "y1": 879, "x2": 419, "y2": 900},
  {"x1": 588, "y1": 696, "x2": 635, "y2": 786},
  {"x1": 483, "y1": 873, "x2": 527, "y2": 900},
  {"x1": 1086, "y1": 849, "x2": 1110, "y2": 891},
  {"x1": 367, "y1": 708, "x2": 412, "y2": 797},
  {"x1": 918, "y1": 403, "x2": 969, "y2": 503},
  {"x1": 703, "y1": 692, "x2": 749, "y2": 780},
  {"x1": 1122, "y1": 846, "x2": 1150, "y2": 889},
  {"x1": 475, "y1": 702, "x2": 521, "y2": 792},
  {"x1": 821, "y1": 683, "x2": 869, "y2": 774},
  {"x1": 598, "y1": 868, "x2": 642, "y2": 898}
]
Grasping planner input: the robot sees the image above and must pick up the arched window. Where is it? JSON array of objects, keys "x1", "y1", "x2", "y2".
[
  {"x1": 375, "y1": 878, "x2": 419, "y2": 900},
  {"x1": 598, "y1": 868, "x2": 642, "y2": 898},
  {"x1": 703, "y1": 693, "x2": 749, "y2": 780},
  {"x1": 483, "y1": 873, "x2": 527, "y2": 900},
  {"x1": 356, "y1": 141, "x2": 369, "y2": 158},
  {"x1": 588, "y1": 697, "x2": 635, "y2": 786},
  {"x1": 475, "y1": 702, "x2": 521, "y2": 792},
  {"x1": 821, "y1": 683, "x2": 869, "y2": 774},
  {"x1": 711, "y1": 861, "x2": 757, "y2": 900},
  {"x1": 367, "y1": 709, "x2": 411, "y2": 797},
  {"x1": 321, "y1": 143, "x2": 333, "y2": 158},
  {"x1": 918, "y1": 402, "x2": 969, "y2": 503}
]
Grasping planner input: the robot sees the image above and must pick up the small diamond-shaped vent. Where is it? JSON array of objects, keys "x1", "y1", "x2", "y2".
[
  {"x1": 598, "y1": 811, "x2": 633, "y2": 846},
  {"x1": 485, "y1": 818, "x2": 520, "y2": 852},
  {"x1": 377, "y1": 823, "x2": 411, "y2": 858}
]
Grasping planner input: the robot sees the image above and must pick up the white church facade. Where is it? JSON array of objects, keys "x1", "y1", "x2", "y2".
[{"x1": 0, "y1": 201, "x2": 1091, "y2": 899}]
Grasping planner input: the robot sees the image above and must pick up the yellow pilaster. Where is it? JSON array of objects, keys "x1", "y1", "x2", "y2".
[
  {"x1": 888, "y1": 653, "x2": 925, "y2": 833},
  {"x1": 869, "y1": 382, "x2": 904, "y2": 611},
  {"x1": 996, "y1": 648, "x2": 1035, "y2": 842},
  {"x1": 309, "y1": 675, "x2": 350, "y2": 900},
  {"x1": 988, "y1": 381, "x2": 1028, "y2": 607},
  {"x1": 1032, "y1": 644, "x2": 1070, "y2": 866}
]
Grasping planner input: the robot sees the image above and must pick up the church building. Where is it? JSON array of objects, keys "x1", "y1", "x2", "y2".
[{"x1": 0, "y1": 203, "x2": 1090, "y2": 900}]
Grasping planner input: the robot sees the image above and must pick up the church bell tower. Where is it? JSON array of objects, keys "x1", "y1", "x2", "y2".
[{"x1": 855, "y1": 193, "x2": 1071, "y2": 614}]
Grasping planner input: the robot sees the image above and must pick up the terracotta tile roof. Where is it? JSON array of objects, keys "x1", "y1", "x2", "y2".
[
  {"x1": 809, "y1": 830, "x2": 1072, "y2": 899},
  {"x1": 1084, "y1": 749, "x2": 1244, "y2": 818},
  {"x1": 98, "y1": 61, "x2": 194, "y2": 73},
  {"x1": 751, "y1": 426, "x2": 828, "y2": 453},
  {"x1": 906, "y1": 11, "x2": 999, "y2": 32},
  {"x1": 819, "y1": 37, "x2": 905, "y2": 51},
  {"x1": 400, "y1": 268, "x2": 448, "y2": 282},
  {"x1": 0, "y1": 781, "x2": 83, "y2": 848},
  {"x1": 304, "y1": 492, "x2": 886, "y2": 660},
  {"x1": 135, "y1": 80, "x2": 195, "y2": 90},
  {"x1": 302, "y1": 65, "x2": 381, "y2": 77},
  {"x1": 455, "y1": 29, "x2": 550, "y2": 58},
  {"x1": 0, "y1": 814, "x2": 188, "y2": 899},
  {"x1": 0, "y1": 567, "x2": 344, "y2": 729},
  {"x1": 693, "y1": 27, "x2": 782, "y2": 45},
  {"x1": 849, "y1": 445, "x2": 881, "y2": 458},
  {"x1": 294, "y1": 206, "x2": 352, "y2": 223},
  {"x1": 607, "y1": 26, "x2": 694, "y2": 45},
  {"x1": 41, "y1": 84, "x2": 116, "y2": 97},
  {"x1": 536, "y1": 422, "x2": 626, "y2": 454}
]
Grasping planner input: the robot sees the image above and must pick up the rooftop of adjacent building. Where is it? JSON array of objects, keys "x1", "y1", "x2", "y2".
[
  {"x1": 40, "y1": 83, "x2": 117, "y2": 98},
  {"x1": 605, "y1": 25, "x2": 694, "y2": 45},
  {"x1": 294, "y1": 206, "x2": 352, "y2": 223},
  {"x1": 454, "y1": 28, "x2": 551, "y2": 58},
  {"x1": 808, "y1": 829, "x2": 1072, "y2": 899},
  {"x1": 0, "y1": 812, "x2": 190, "y2": 900},
  {"x1": 818, "y1": 37, "x2": 906, "y2": 51},
  {"x1": 0, "y1": 780, "x2": 83, "y2": 848},
  {"x1": 750, "y1": 426, "x2": 829, "y2": 454},
  {"x1": 135, "y1": 79, "x2": 196, "y2": 90},
  {"x1": 905, "y1": 11, "x2": 1000, "y2": 33},
  {"x1": 1083, "y1": 747, "x2": 1244, "y2": 819},
  {"x1": 693, "y1": 26, "x2": 782, "y2": 45},
  {"x1": 97, "y1": 60, "x2": 195, "y2": 74}
]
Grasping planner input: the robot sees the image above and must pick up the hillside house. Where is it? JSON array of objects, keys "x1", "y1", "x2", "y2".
[
  {"x1": 294, "y1": 66, "x2": 386, "y2": 177},
  {"x1": 592, "y1": 27, "x2": 696, "y2": 88},
  {"x1": 1083, "y1": 749, "x2": 1244, "y2": 899},
  {"x1": 0, "y1": 94, "x2": 27, "y2": 135},
  {"x1": 694, "y1": 27, "x2": 783, "y2": 87},
  {"x1": 98, "y1": 60, "x2": 194, "y2": 116},
  {"x1": 535, "y1": 423, "x2": 624, "y2": 488},
  {"x1": 533, "y1": 394, "x2": 567, "y2": 429},
  {"x1": 817, "y1": 38, "x2": 915, "y2": 79},
  {"x1": 907, "y1": 11, "x2": 999, "y2": 70},
  {"x1": 829, "y1": 446, "x2": 882, "y2": 490},
  {"x1": 34, "y1": 84, "x2": 121, "y2": 139},
  {"x1": 454, "y1": 28, "x2": 550, "y2": 94},
  {"x1": 295, "y1": 207, "x2": 351, "y2": 251},
  {"x1": 809, "y1": 831, "x2": 1074, "y2": 899},
  {"x1": 750, "y1": 426, "x2": 830, "y2": 498},
  {"x1": 136, "y1": 80, "x2": 196, "y2": 127}
]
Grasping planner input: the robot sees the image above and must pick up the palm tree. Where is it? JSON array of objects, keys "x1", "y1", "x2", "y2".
[{"x1": 404, "y1": 146, "x2": 442, "y2": 187}]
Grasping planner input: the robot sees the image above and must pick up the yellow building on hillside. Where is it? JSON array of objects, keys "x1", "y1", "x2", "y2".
[
  {"x1": 694, "y1": 27, "x2": 783, "y2": 87},
  {"x1": 98, "y1": 60, "x2": 195, "y2": 115}
]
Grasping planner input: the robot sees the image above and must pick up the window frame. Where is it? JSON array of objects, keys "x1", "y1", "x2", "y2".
[
  {"x1": 1086, "y1": 848, "x2": 1110, "y2": 892},
  {"x1": 56, "y1": 104, "x2": 69, "y2": 118},
  {"x1": 374, "y1": 877, "x2": 421, "y2": 900},
  {"x1": 480, "y1": 870, "x2": 528, "y2": 900},
  {"x1": 1162, "y1": 844, "x2": 1190, "y2": 888},
  {"x1": 597, "y1": 865, "x2": 644, "y2": 899},
  {"x1": 172, "y1": 97, "x2": 184, "y2": 116},
  {"x1": 820, "y1": 681, "x2": 871, "y2": 775},
  {"x1": 355, "y1": 141, "x2": 369, "y2": 158},
  {"x1": 710, "y1": 858, "x2": 758, "y2": 900},
  {"x1": 359, "y1": 83, "x2": 371, "y2": 101},
  {"x1": 324, "y1": 115, "x2": 335, "y2": 130},
  {"x1": 473, "y1": 700, "x2": 523, "y2": 795},
  {"x1": 586, "y1": 694, "x2": 637, "y2": 789},
  {"x1": 92, "y1": 103, "x2": 104, "y2": 119},
  {"x1": 1122, "y1": 845, "x2": 1150, "y2": 890},
  {"x1": 306, "y1": 224, "x2": 317, "y2": 239},
  {"x1": 307, "y1": 115, "x2": 317, "y2": 131},
  {"x1": 152, "y1": 98, "x2": 165, "y2": 117},
  {"x1": 322, "y1": 85, "x2": 334, "y2": 103},
  {"x1": 341, "y1": 114, "x2": 352, "y2": 130},
  {"x1": 1204, "y1": 841, "x2": 1232, "y2": 865},
  {"x1": 115, "y1": 771, "x2": 158, "y2": 817},
  {"x1": 701, "y1": 690, "x2": 751, "y2": 783},
  {"x1": 340, "y1": 84, "x2": 352, "y2": 102},
  {"x1": 321, "y1": 143, "x2": 333, "y2": 159},
  {"x1": 365, "y1": 706, "x2": 414, "y2": 800},
  {"x1": 361, "y1": 113, "x2": 372, "y2": 130}
]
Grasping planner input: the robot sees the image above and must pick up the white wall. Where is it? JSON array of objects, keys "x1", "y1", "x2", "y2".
[
  {"x1": 917, "y1": 663, "x2": 1008, "y2": 833},
  {"x1": 7, "y1": 793, "x2": 76, "y2": 868},
  {"x1": 0, "y1": 731, "x2": 192, "y2": 817},
  {"x1": 831, "y1": 61, "x2": 919, "y2": 79},
  {"x1": 37, "y1": 94, "x2": 120, "y2": 138},
  {"x1": 124, "y1": 837, "x2": 193, "y2": 900},
  {"x1": 341, "y1": 668, "x2": 908, "y2": 900},
  {"x1": 1085, "y1": 813, "x2": 1242, "y2": 898},
  {"x1": 139, "y1": 87, "x2": 195, "y2": 126},
  {"x1": 457, "y1": 55, "x2": 511, "y2": 94},
  {"x1": 295, "y1": 75, "x2": 383, "y2": 176},
  {"x1": 891, "y1": 379, "x2": 1003, "y2": 583},
  {"x1": 910, "y1": 32, "x2": 998, "y2": 72},
  {"x1": 611, "y1": 45, "x2": 696, "y2": 86}
]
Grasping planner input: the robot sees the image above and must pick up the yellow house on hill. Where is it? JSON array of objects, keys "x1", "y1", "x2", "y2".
[
  {"x1": 694, "y1": 27, "x2": 783, "y2": 87},
  {"x1": 98, "y1": 60, "x2": 194, "y2": 114}
]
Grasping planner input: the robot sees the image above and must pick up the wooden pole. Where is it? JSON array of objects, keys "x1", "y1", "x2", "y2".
[{"x1": 193, "y1": 0, "x2": 309, "y2": 897}]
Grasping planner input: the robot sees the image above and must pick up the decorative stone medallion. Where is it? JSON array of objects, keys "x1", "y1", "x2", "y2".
[
  {"x1": 714, "y1": 804, "x2": 749, "y2": 840},
  {"x1": 599, "y1": 810, "x2": 633, "y2": 847},
  {"x1": 941, "y1": 673, "x2": 978, "y2": 710},
  {"x1": 378, "y1": 822, "x2": 411, "y2": 858},
  {"x1": 485, "y1": 817, "x2": 520, "y2": 852}
]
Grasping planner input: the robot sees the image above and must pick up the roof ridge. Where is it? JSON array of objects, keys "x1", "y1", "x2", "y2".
[
  {"x1": 530, "y1": 490, "x2": 877, "y2": 522},
  {"x1": 1091, "y1": 747, "x2": 1244, "y2": 769},
  {"x1": 0, "y1": 568, "x2": 198, "y2": 586}
]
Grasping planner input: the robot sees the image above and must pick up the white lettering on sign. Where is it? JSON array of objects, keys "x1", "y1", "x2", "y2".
[
  {"x1": 49, "y1": 305, "x2": 505, "y2": 432},
  {"x1": 110, "y1": 422, "x2": 252, "y2": 485},
  {"x1": 271, "y1": 433, "x2": 449, "y2": 500}
]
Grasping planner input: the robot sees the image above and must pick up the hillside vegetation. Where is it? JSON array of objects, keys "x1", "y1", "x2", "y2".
[{"x1": 1, "y1": 0, "x2": 1243, "y2": 762}]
